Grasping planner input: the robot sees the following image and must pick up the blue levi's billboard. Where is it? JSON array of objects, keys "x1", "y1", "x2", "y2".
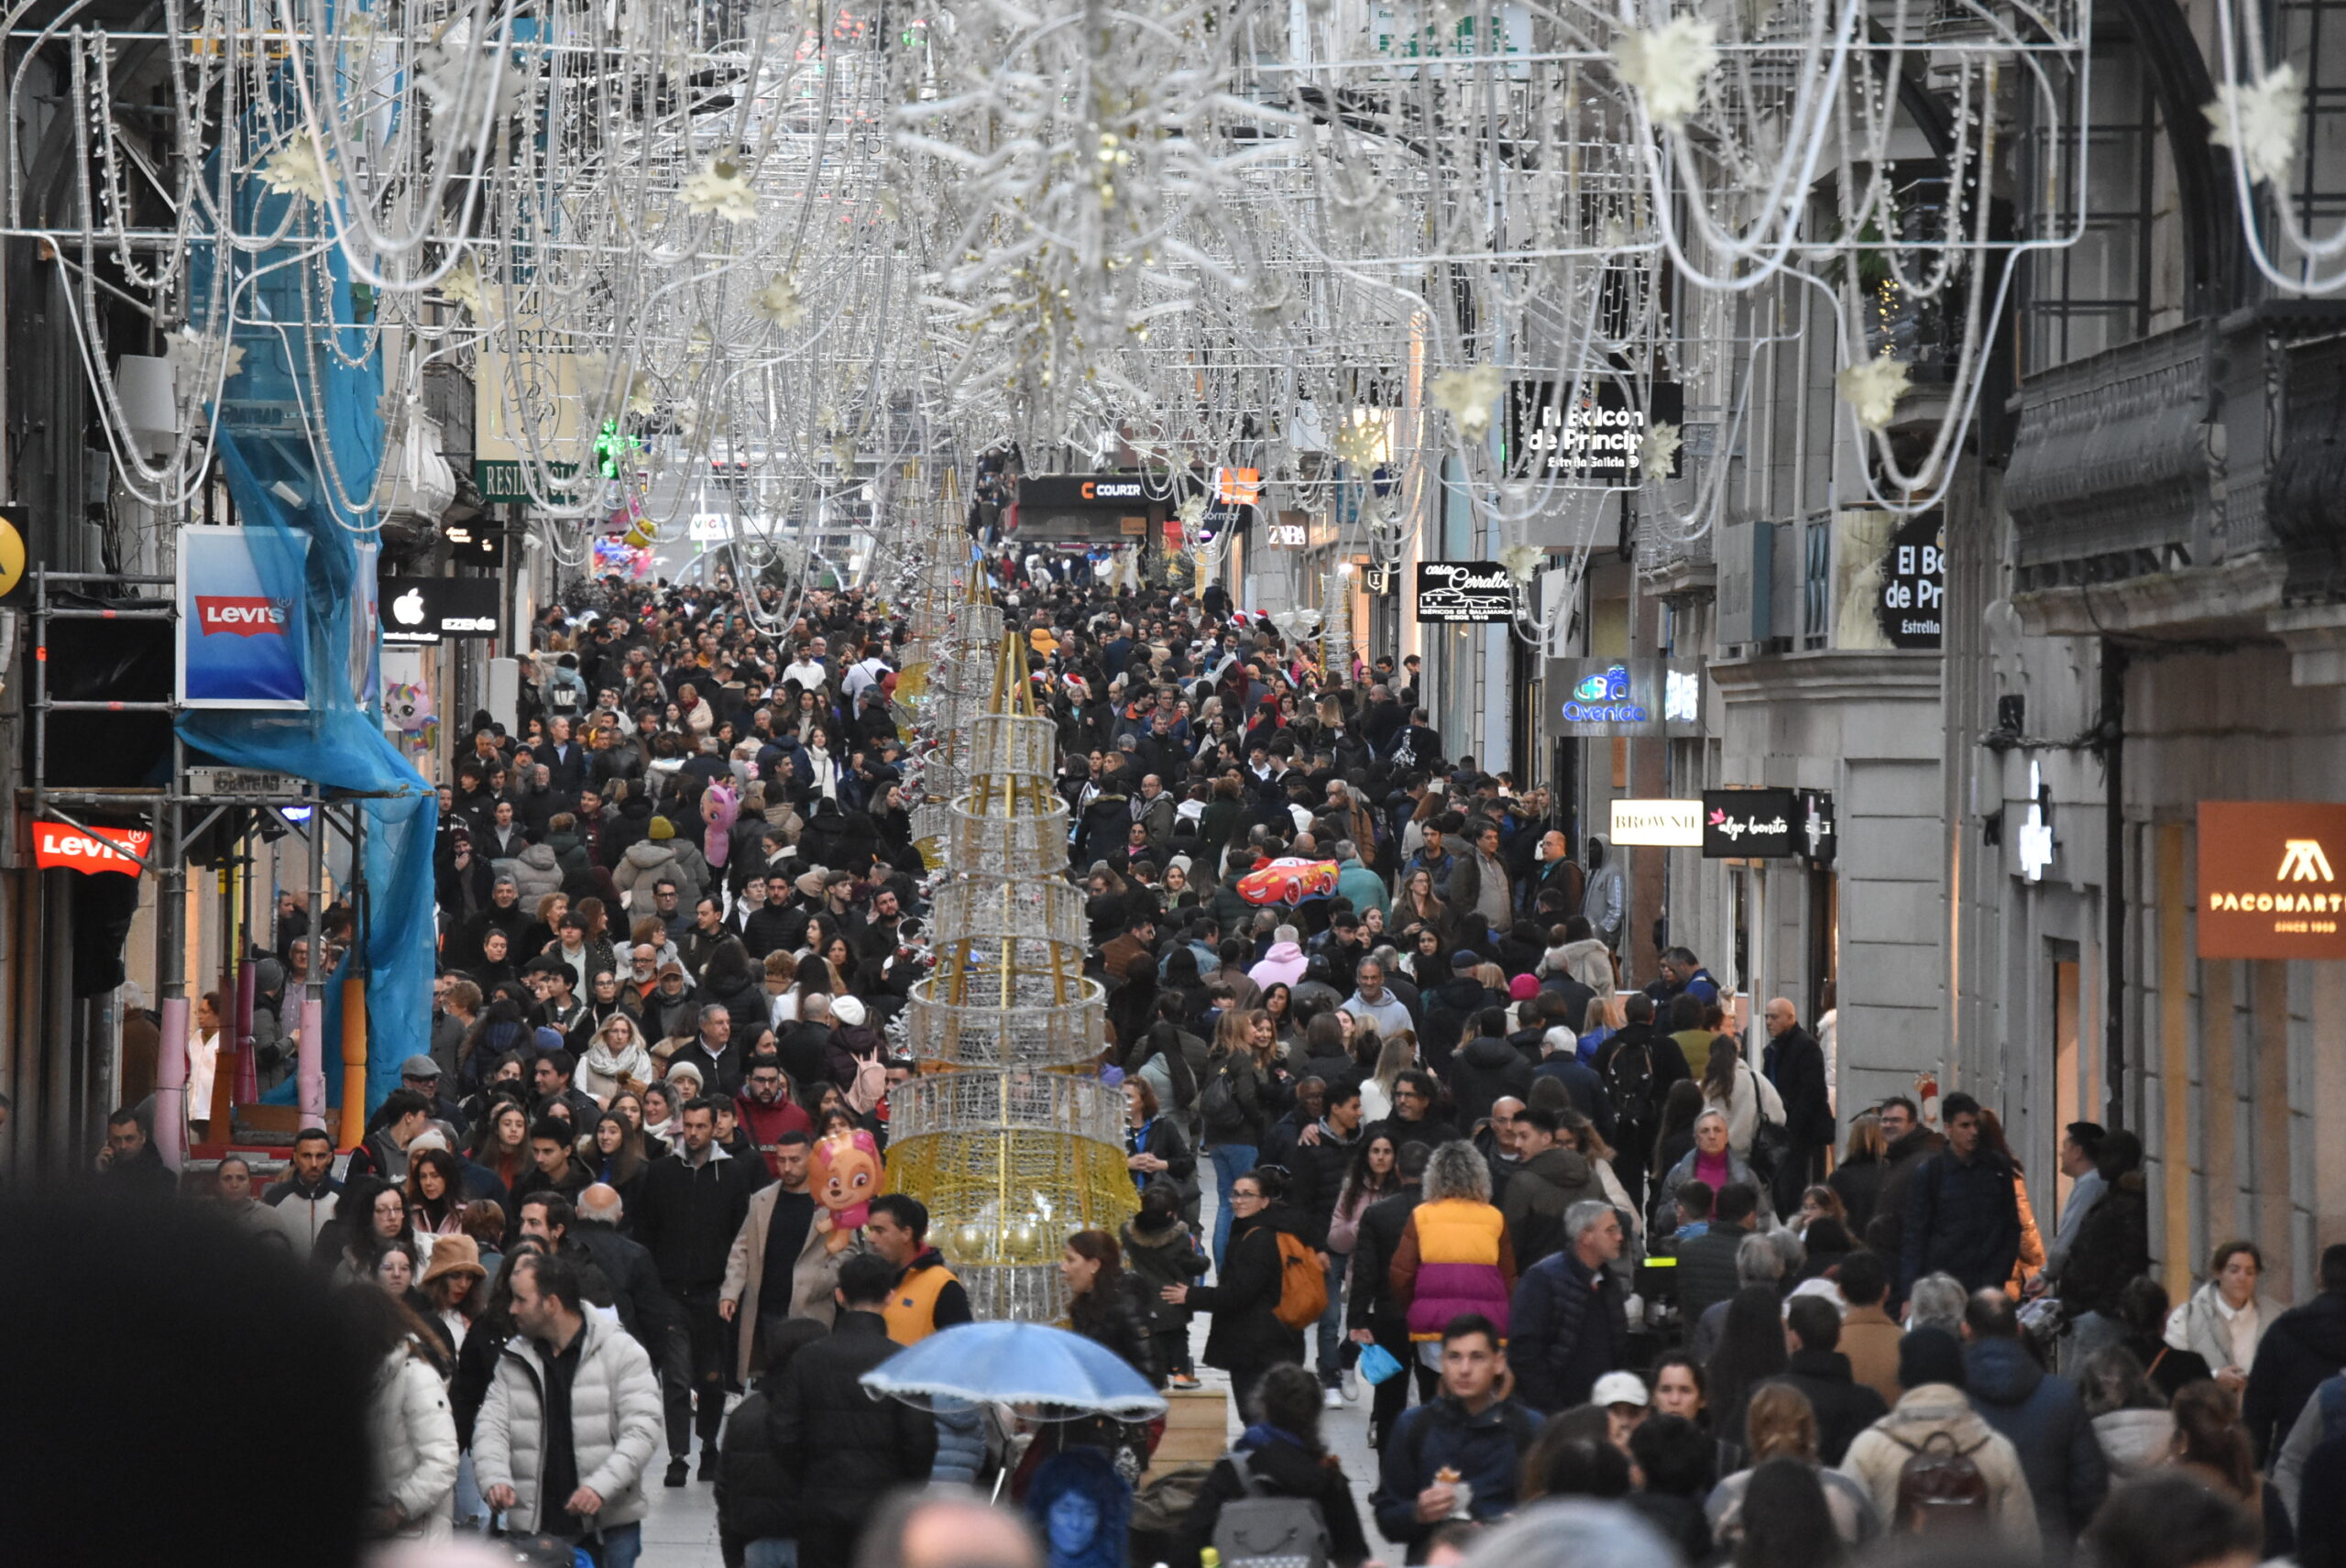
[
  {"x1": 178, "y1": 525, "x2": 307, "y2": 709},
  {"x1": 1546, "y1": 658, "x2": 1703, "y2": 738}
]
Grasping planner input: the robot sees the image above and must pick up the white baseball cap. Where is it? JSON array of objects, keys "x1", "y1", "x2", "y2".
[{"x1": 1591, "y1": 1371, "x2": 1650, "y2": 1409}]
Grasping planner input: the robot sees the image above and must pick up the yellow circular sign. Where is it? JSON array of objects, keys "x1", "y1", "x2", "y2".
[{"x1": 0, "y1": 517, "x2": 26, "y2": 598}]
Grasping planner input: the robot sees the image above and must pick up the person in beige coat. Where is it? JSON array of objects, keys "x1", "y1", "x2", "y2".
[
  {"x1": 1838, "y1": 1327, "x2": 2038, "y2": 1548},
  {"x1": 718, "y1": 1131, "x2": 853, "y2": 1385}
]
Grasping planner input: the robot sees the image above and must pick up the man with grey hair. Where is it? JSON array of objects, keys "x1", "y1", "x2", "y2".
[
  {"x1": 669, "y1": 1003, "x2": 745, "y2": 1095},
  {"x1": 1507, "y1": 1198, "x2": 1628, "y2": 1413},
  {"x1": 1905, "y1": 1271, "x2": 1968, "y2": 1338},
  {"x1": 1688, "y1": 1230, "x2": 1792, "y2": 1364},
  {"x1": 1343, "y1": 958, "x2": 1413, "y2": 1040}
]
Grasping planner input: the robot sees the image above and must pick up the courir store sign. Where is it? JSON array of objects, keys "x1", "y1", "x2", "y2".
[{"x1": 2198, "y1": 801, "x2": 2346, "y2": 959}]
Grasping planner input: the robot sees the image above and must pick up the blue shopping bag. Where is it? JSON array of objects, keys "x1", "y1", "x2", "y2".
[{"x1": 1358, "y1": 1342, "x2": 1405, "y2": 1386}]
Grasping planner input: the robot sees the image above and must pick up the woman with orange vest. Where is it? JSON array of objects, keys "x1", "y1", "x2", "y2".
[{"x1": 1388, "y1": 1141, "x2": 1518, "y2": 1343}]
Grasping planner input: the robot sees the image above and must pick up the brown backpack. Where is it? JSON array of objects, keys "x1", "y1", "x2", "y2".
[
  {"x1": 1890, "y1": 1429, "x2": 1991, "y2": 1532},
  {"x1": 1271, "y1": 1231, "x2": 1329, "y2": 1330}
]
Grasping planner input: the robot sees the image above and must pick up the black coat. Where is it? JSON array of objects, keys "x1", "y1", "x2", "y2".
[
  {"x1": 717, "y1": 1384, "x2": 794, "y2": 1549},
  {"x1": 1347, "y1": 1186, "x2": 1423, "y2": 1328},
  {"x1": 2246, "y1": 1291, "x2": 2346, "y2": 1461},
  {"x1": 765, "y1": 1311, "x2": 938, "y2": 1560},
  {"x1": 2058, "y1": 1169, "x2": 2149, "y2": 1320},
  {"x1": 1673, "y1": 1227, "x2": 1747, "y2": 1327},
  {"x1": 1760, "y1": 1027, "x2": 1834, "y2": 1146},
  {"x1": 1827, "y1": 1155, "x2": 1884, "y2": 1240},
  {"x1": 1188, "y1": 1206, "x2": 1310, "y2": 1376},
  {"x1": 571, "y1": 1219, "x2": 684, "y2": 1343},
  {"x1": 1183, "y1": 1433, "x2": 1371, "y2": 1568},
  {"x1": 1767, "y1": 1350, "x2": 1888, "y2": 1464},
  {"x1": 1448, "y1": 1035, "x2": 1531, "y2": 1129},
  {"x1": 1070, "y1": 1271, "x2": 1161, "y2": 1386},
  {"x1": 1285, "y1": 1120, "x2": 1366, "y2": 1249},
  {"x1": 633, "y1": 1146, "x2": 763, "y2": 1294},
  {"x1": 1899, "y1": 1146, "x2": 2021, "y2": 1295}
]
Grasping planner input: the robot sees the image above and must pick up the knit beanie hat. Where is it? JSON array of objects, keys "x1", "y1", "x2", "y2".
[{"x1": 649, "y1": 817, "x2": 675, "y2": 840}]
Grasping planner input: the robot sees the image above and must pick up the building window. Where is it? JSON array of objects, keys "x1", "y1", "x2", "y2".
[
  {"x1": 2022, "y1": 39, "x2": 2157, "y2": 372},
  {"x1": 1803, "y1": 515, "x2": 1829, "y2": 649},
  {"x1": 2278, "y1": 0, "x2": 2346, "y2": 259}
]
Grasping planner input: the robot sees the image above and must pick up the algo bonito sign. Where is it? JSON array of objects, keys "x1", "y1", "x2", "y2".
[{"x1": 2197, "y1": 801, "x2": 2346, "y2": 959}]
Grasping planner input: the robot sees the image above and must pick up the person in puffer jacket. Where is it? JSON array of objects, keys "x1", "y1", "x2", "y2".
[
  {"x1": 1388, "y1": 1140, "x2": 1518, "y2": 1343},
  {"x1": 350, "y1": 1287, "x2": 460, "y2": 1543},
  {"x1": 474, "y1": 1252, "x2": 665, "y2": 1548}
]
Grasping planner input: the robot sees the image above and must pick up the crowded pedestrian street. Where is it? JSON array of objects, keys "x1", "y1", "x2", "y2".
[{"x1": 10, "y1": 0, "x2": 2346, "y2": 1566}]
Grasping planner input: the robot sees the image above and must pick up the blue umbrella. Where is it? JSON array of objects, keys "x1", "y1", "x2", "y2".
[{"x1": 858, "y1": 1321, "x2": 1168, "y2": 1421}]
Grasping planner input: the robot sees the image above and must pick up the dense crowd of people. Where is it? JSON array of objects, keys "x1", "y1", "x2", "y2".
[{"x1": 74, "y1": 559, "x2": 2346, "y2": 1568}]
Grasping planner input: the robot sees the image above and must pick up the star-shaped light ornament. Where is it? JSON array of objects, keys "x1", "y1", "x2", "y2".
[
  {"x1": 1177, "y1": 495, "x2": 1207, "y2": 527},
  {"x1": 1641, "y1": 421, "x2": 1682, "y2": 477},
  {"x1": 1614, "y1": 16, "x2": 1720, "y2": 127},
  {"x1": 441, "y1": 255, "x2": 483, "y2": 315},
  {"x1": 259, "y1": 139, "x2": 329, "y2": 201},
  {"x1": 755, "y1": 275, "x2": 807, "y2": 327},
  {"x1": 2206, "y1": 64, "x2": 2304, "y2": 187},
  {"x1": 1431, "y1": 365, "x2": 1506, "y2": 439},
  {"x1": 168, "y1": 329, "x2": 245, "y2": 411},
  {"x1": 1498, "y1": 543, "x2": 1547, "y2": 583},
  {"x1": 683, "y1": 156, "x2": 758, "y2": 223},
  {"x1": 1332, "y1": 415, "x2": 1384, "y2": 468},
  {"x1": 1836, "y1": 356, "x2": 1913, "y2": 432}
]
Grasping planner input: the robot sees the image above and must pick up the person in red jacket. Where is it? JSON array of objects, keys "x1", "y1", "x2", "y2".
[{"x1": 734, "y1": 1052, "x2": 813, "y2": 1179}]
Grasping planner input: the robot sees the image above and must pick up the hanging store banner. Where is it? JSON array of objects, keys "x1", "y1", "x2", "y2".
[
  {"x1": 1703, "y1": 787, "x2": 1800, "y2": 859},
  {"x1": 1610, "y1": 798, "x2": 1705, "y2": 848},
  {"x1": 1507, "y1": 380, "x2": 1685, "y2": 484},
  {"x1": 1415, "y1": 561, "x2": 1514, "y2": 623},
  {"x1": 178, "y1": 525, "x2": 307, "y2": 709},
  {"x1": 1548, "y1": 659, "x2": 1704, "y2": 737},
  {"x1": 32, "y1": 820, "x2": 150, "y2": 876},
  {"x1": 2197, "y1": 801, "x2": 2346, "y2": 959},
  {"x1": 1017, "y1": 475, "x2": 1158, "y2": 508},
  {"x1": 1798, "y1": 789, "x2": 1838, "y2": 869},
  {"x1": 381, "y1": 576, "x2": 503, "y2": 645},
  {"x1": 1878, "y1": 512, "x2": 1946, "y2": 650}
]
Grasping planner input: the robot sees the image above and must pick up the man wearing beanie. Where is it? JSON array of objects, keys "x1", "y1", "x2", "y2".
[{"x1": 1836, "y1": 1325, "x2": 2037, "y2": 1546}]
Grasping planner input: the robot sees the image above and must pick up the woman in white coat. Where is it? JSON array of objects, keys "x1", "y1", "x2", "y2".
[
  {"x1": 1700, "y1": 1035, "x2": 1784, "y2": 1159},
  {"x1": 575, "y1": 1012, "x2": 653, "y2": 1107},
  {"x1": 2165, "y1": 1240, "x2": 2288, "y2": 1392},
  {"x1": 353, "y1": 1286, "x2": 459, "y2": 1543}
]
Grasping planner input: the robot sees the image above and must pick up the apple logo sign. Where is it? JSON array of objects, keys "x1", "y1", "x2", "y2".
[{"x1": 392, "y1": 588, "x2": 427, "y2": 627}]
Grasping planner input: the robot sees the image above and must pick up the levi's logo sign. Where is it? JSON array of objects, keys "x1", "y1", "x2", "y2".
[
  {"x1": 32, "y1": 821, "x2": 150, "y2": 875},
  {"x1": 196, "y1": 596, "x2": 289, "y2": 636}
]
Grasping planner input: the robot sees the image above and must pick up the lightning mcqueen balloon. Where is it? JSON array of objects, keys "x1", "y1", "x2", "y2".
[{"x1": 1237, "y1": 857, "x2": 1341, "y2": 906}]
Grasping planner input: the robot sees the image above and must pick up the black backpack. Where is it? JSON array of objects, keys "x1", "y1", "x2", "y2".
[{"x1": 1604, "y1": 1036, "x2": 1658, "y2": 1128}]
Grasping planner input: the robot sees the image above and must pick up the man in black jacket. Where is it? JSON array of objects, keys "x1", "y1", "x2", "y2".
[
  {"x1": 1284, "y1": 1082, "x2": 1366, "y2": 1398},
  {"x1": 1759, "y1": 997, "x2": 1833, "y2": 1214},
  {"x1": 1674, "y1": 1181, "x2": 1760, "y2": 1328},
  {"x1": 634, "y1": 1101, "x2": 765, "y2": 1480},
  {"x1": 1899, "y1": 1091, "x2": 2021, "y2": 1296},
  {"x1": 573, "y1": 1182, "x2": 685, "y2": 1352},
  {"x1": 767, "y1": 1252, "x2": 938, "y2": 1568},
  {"x1": 2247, "y1": 1243, "x2": 2346, "y2": 1461},
  {"x1": 1767, "y1": 1293, "x2": 1887, "y2": 1464},
  {"x1": 1347, "y1": 1141, "x2": 1431, "y2": 1450}
]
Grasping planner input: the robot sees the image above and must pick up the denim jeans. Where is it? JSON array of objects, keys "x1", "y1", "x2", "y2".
[
  {"x1": 1209, "y1": 1144, "x2": 1256, "y2": 1270},
  {"x1": 1315, "y1": 1253, "x2": 1346, "y2": 1385},
  {"x1": 581, "y1": 1522, "x2": 642, "y2": 1568},
  {"x1": 745, "y1": 1540, "x2": 800, "y2": 1568}
]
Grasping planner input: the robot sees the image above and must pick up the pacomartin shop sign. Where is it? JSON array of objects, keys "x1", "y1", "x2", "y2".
[{"x1": 2198, "y1": 801, "x2": 2346, "y2": 959}]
